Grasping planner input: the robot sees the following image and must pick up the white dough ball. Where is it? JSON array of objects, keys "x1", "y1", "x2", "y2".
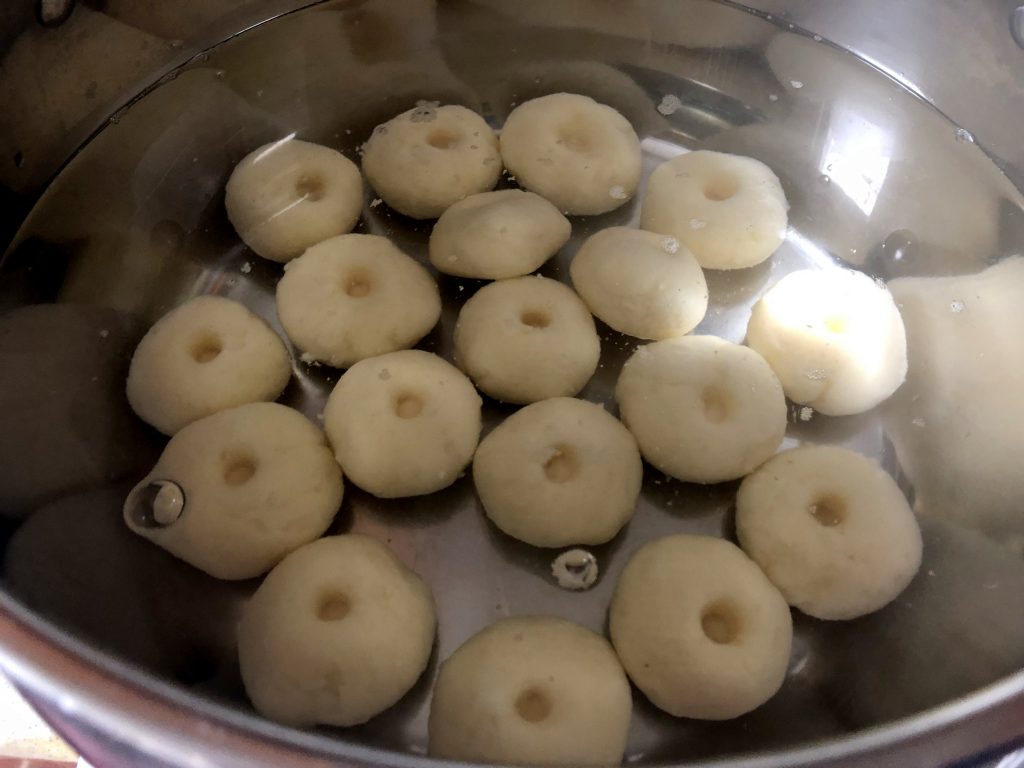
[
  {"x1": 362, "y1": 103, "x2": 502, "y2": 219},
  {"x1": 123, "y1": 403, "x2": 343, "y2": 580},
  {"x1": 454, "y1": 276, "x2": 600, "y2": 404},
  {"x1": 225, "y1": 138, "x2": 363, "y2": 263},
  {"x1": 641, "y1": 150, "x2": 788, "y2": 270},
  {"x1": 238, "y1": 535, "x2": 436, "y2": 727},
  {"x1": 429, "y1": 189, "x2": 570, "y2": 279},
  {"x1": 500, "y1": 93, "x2": 642, "y2": 215},
  {"x1": 746, "y1": 268, "x2": 908, "y2": 416},
  {"x1": 615, "y1": 336, "x2": 786, "y2": 483},
  {"x1": 323, "y1": 350, "x2": 482, "y2": 498},
  {"x1": 429, "y1": 616, "x2": 631, "y2": 766},
  {"x1": 276, "y1": 234, "x2": 441, "y2": 368},
  {"x1": 473, "y1": 397, "x2": 642, "y2": 547},
  {"x1": 736, "y1": 445, "x2": 923, "y2": 620},
  {"x1": 126, "y1": 295, "x2": 291, "y2": 435},
  {"x1": 609, "y1": 534, "x2": 792, "y2": 720},
  {"x1": 570, "y1": 227, "x2": 708, "y2": 340}
]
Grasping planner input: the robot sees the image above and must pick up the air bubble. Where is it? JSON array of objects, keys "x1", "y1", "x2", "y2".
[
  {"x1": 950, "y1": 299, "x2": 965, "y2": 313},
  {"x1": 689, "y1": 218, "x2": 706, "y2": 230},
  {"x1": 551, "y1": 549, "x2": 598, "y2": 591},
  {"x1": 768, "y1": 93, "x2": 779, "y2": 102},
  {"x1": 813, "y1": 34, "x2": 822, "y2": 42},
  {"x1": 954, "y1": 127, "x2": 975, "y2": 144},
  {"x1": 609, "y1": 185, "x2": 627, "y2": 200},
  {"x1": 790, "y1": 80, "x2": 804, "y2": 89},
  {"x1": 661, "y1": 237, "x2": 680, "y2": 254}
]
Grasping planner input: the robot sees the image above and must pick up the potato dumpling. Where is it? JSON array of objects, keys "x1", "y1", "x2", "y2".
[
  {"x1": 571, "y1": 226, "x2": 708, "y2": 340},
  {"x1": 126, "y1": 295, "x2": 291, "y2": 435},
  {"x1": 746, "y1": 268, "x2": 907, "y2": 416},
  {"x1": 609, "y1": 534, "x2": 792, "y2": 720},
  {"x1": 362, "y1": 103, "x2": 502, "y2": 219},
  {"x1": 615, "y1": 336, "x2": 786, "y2": 483},
  {"x1": 323, "y1": 350, "x2": 482, "y2": 498},
  {"x1": 736, "y1": 445, "x2": 922, "y2": 620},
  {"x1": 473, "y1": 397, "x2": 642, "y2": 547},
  {"x1": 500, "y1": 93, "x2": 642, "y2": 215},
  {"x1": 123, "y1": 402, "x2": 342, "y2": 579},
  {"x1": 641, "y1": 150, "x2": 788, "y2": 270},
  {"x1": 429, "y1": 189, "x2": 570, "y2": 279},
  {"x1": 454, "y1": 276, "x2": 600, "y2": 404},
  {"x1": 238, "y1": 535, "x2": 435, "y2": 727},
  {"x1": 429, "y1": 616, "x2": 631, "y2": 766},
  {"x1": 276, "y1": 234, "x2": 441, "y2": 368},
  {"x1": 226, "y1": 138, "x2": 363, "y2": 263}
]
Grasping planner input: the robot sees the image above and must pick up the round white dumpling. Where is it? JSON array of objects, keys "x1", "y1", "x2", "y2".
[
  {"x1": 454, "y1": 276, "x2": 600, "y2": 404},
  {"x1": 323, "y1": 350, "x2": 482, "y2": 498},
  {"x1": 276, "y1": 234, "x2": 441, "y2": 368},
  {"x1": 570, "y1": 227, "x2": 708, "y2": 340},
  {"x1": 641, "y1": 150, "x2": 788, "y2": 270},
  {"x1": 126, "y1": 295, "x2": 291, "y2": 435},
  {"x1": 615, "y1": 336, "x2": 786, "y2": 483},
  {"x1": 745, "y1": 268, "x2": 907, "y2": 416},
  {"x1": 361, "y1": 103, "x2": 502, "y2": 219},
  {"x1": 123, "y1": 402, "x2": 342, "y2": 580},
  {"x1": 238, "y1": 535, "x2": 436, "y2": 727},
  {"x1": 473, "y1": 397, "x2": 642, "y2": 547},
  {"x1": 736, "y1": 445, "x2": 923, "y2": 620},
  {"x1": 609, "y1": 534, "x2": 792, "y2": 720},
  {"x1": 500, "y1": 93, "x2": 642, "y2": 215},
  {"x1": 225, "y1": 138, "x2": 363, "y2": 263},
  {"x1": 429, "y1": 616, "x2": 631, "y2": 766},
  {"x1": 429, "y1": 189, "x2": 571, "y2": 279}
]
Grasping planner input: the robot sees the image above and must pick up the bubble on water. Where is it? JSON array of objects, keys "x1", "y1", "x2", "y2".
[
  {"x1": 689, "y1": 218, "x2": 706, "y2": 230},
  {"x1": 912, "y1": 417, "x2": 927, "y2": 428},
  {"x1": 300, "y1": 352, "x2": 320, "y2": 366},
  {"x1": 551, "y1": 549, "x2": 599, "y2": 591},
  {"x1": 657, "y1": 94, "x2": 683, "y2": 116},
  {"x1": 768, "y1": 93, "x2": 779, "y2": 102},
  {"x1": 799, "y1": 406, "x2": 814, "y2": 421},
  {"x1": 609, "y1": 185, "x2": 627, "y2": 200},
  {"x1": 954, "y1": 127, "x2": 975, "y2": 144},
  {"x1": 805, "y1": 369, "x2": 827, "y2": 381},
  {"x1": 240, "y1": 261, "x2": 252, "y2": 274},
  {"x1": 813, "y1": 34, "x2": 822, "y2": 41},
  {"x1": 950, "y1": 299, "x2": 965, "y2": 313},
  {"x1": 661, "y1": 237, "x2": 680, "y2": 254},
  {"x1": 819, "y1": 174, "x2": 831, "y2": 184},
  {"x1": 790, "y1": 80, "x2": 804, "y2": 89}
]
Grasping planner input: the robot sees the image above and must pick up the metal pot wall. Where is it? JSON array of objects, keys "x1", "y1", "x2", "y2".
[{"x1": 0, "y1": 1, "x2": 1022, "y2": 766}]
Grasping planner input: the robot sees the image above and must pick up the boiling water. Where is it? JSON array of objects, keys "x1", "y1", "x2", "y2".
[{"x1": 2, "y1": 0, "x2": 1023, "y2": 762}]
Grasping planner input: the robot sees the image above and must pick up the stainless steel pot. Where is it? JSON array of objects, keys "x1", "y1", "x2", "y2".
[{"x1": 1, "y1": 1, "x2": 1022, "y2": 766}]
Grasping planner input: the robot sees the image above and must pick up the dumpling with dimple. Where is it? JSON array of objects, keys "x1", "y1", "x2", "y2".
[
  {"x1": 225, "y1": 138, "x2": 363, "y2": 263},
  {"x1": 238, "y1": 535, "x2": 436, "y2": 727},
  {"x1": 641, "y1": 150, "x2": 788, "y2": 270},
  {"x1": 499, "y1": 93, "x2": 642, "y2": 215},
  {"x1": 745, "y1": 268, "x2": 907, "y2": 416}
]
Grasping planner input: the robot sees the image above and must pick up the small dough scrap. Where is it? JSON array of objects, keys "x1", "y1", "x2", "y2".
[
  {"x1": 615, "y1": 336, "x2": 786, "y2": 483},
  {"x1": 276, "y1": 234, "x2": 441, "y2": 368},
  {"x1": 736, "y1": 445, "x2": 922, "y2": 620},
  {"x1": 323, "y1": 350, "x2": 481, "y2": 498},
  {"x1": 238, "y1": 535, "x2": 435, "y2": 727},
  {"x1": 609, "y1": 534, "x2": 792, "y2": 720},
  {"x1": 570, "y1": 227, "x2": 708, "y2": 340},
  {"x1": 225, "y1": 138, "x2": 363, "y2": 263},
  {"x1": 429, "y1": 616, "x2": 631, "y2": 766},
  {"x1": 500, "y1": 93, "x2": 642, "y2": 215},
  {"x1": 362, "y1": 103, "x2": 502, "y2": 219},
  {"x1": 123, "y1": 403, "x2": 342, "y2": 580},
  {"x1": 429, "y1": 189, "x2": 571, "y2": 279},
  {"x1": 746, "y1": 268, "x2": 907, "y2": 416},
  {"x1": 454, "y1": 276, "x2": 600, "y2": 404},
  {"x1": 641, "y1": 150, "x2": 788, "y2": 270},
  {"x1": 126, "y1": 295, "x2": 291, "y2": 435},
  {"x1": 473, "y1": 397, "x2": 642, "y2": 547}
]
